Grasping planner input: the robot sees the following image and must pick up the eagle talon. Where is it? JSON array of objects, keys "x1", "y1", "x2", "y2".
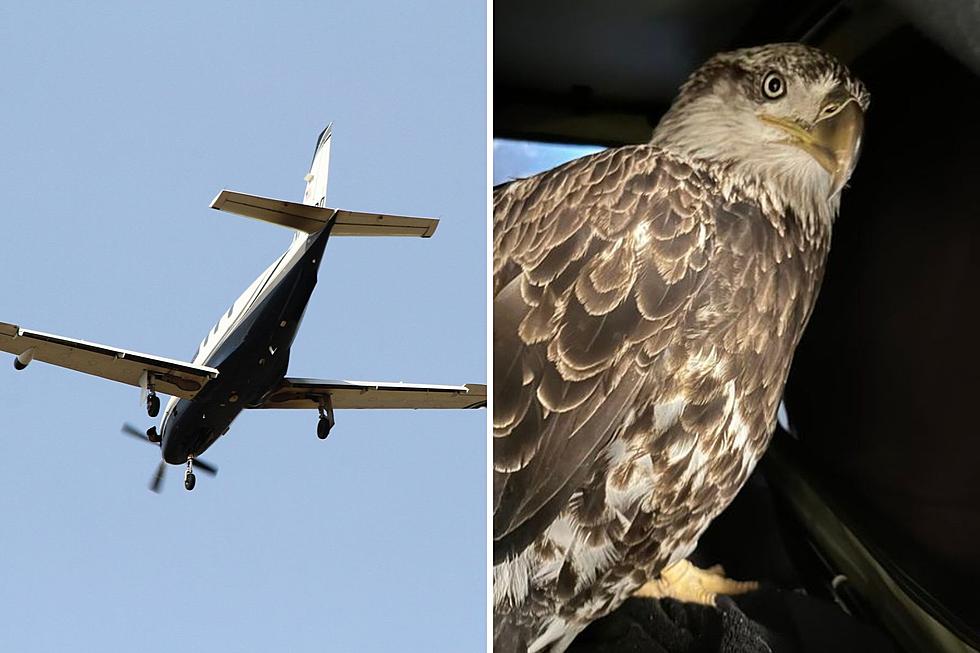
[{"x1": 633, "y1": 559, "x2": 760, "y2": 607}]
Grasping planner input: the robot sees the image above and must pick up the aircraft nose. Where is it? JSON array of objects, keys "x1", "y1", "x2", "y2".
[
  {"x1": 159, "y1": 405, "x2": 187, "y2": 464},
  {"x1": 162, "y1": 439, "x2": 186, "y2": 465}
]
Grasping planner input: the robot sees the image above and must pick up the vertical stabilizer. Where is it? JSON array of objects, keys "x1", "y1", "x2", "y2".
[{"x1": 302, "y1": 124, "x2": 332, "y2": 207}]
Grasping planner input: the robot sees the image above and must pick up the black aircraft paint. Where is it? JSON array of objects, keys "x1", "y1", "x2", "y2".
[{"x1": 159, "y1": 219, "x2": 334, "y2": 465}]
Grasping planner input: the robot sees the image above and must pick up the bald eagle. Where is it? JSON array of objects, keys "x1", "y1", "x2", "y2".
[{"x1": 493, "y1": 43, "x2": 869, "y2": 652}]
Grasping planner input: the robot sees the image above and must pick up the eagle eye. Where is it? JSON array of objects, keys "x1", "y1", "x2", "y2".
[{"x1": 762, "y1": 71, "x2": 785, "y2": 99}]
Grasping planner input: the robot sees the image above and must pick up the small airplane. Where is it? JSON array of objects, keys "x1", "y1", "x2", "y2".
[{"x1": 0, "y1": 124, "x2": 485, "y2": 492}]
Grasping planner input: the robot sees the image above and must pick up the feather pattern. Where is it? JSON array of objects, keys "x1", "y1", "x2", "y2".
[
  {"x1": 494, "y1": 144, "x2": 829, "y2": 652},
  {"x1": 493, "y1": 43, "x2": 867, "y2": 653}
]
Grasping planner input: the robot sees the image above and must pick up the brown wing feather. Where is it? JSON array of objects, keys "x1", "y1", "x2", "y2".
[{"x1": 492, "y1": 146, "x2": 718, "y2": 563}]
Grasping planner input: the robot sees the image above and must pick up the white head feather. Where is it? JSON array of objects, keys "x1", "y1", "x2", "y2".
[{"x1": 651, "y1": 44, "x2": 869, "y2": 239}]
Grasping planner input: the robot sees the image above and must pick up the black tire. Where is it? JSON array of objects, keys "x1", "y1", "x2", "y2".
[
  {"x1": 184, "y1": 473, "x2": 196, "y2": 491},
  {"x1": 146, "y1": 427, "x2": 160, "y2": 444},
  {"x1": 147, "y1": 394, "x2": 161, "y2": 418},
  {"x1": 317, "y1": 417, "x2": 332, "y2": 439}
]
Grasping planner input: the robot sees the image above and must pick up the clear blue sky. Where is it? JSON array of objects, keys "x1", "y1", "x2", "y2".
[{"x1": 0, "y1": 2, "x2": 485, "y2": 651}]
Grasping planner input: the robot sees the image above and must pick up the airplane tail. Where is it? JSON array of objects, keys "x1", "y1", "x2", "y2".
[
  {"x1": 302, "y1": 124, "x2": 332, "y2": 208},
  {"x1": 209, "y1": 123, "x2": 438, "y2": 238}
]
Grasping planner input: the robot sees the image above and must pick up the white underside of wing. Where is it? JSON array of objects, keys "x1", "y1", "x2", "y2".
[
  {"x1": 251, "y1": 377, "x2": 486, "y2": 410},
  {"x1": 0, "y1": 321, "x2": 218, "y2": 399}
]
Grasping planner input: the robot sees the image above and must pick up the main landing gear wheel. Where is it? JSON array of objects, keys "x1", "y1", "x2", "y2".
[
  {"x1": 316, "y1": 396, "x2": 335, "y2": 439},
  {"x1": 146, "y1": 426, "x2": 161, "y2": 444},
  {"x1": 146, "y1": 393, "x2": 160, "y2": 418},
  {"x1": 317, "y1": 417, "x2": 333, "y2": 439}
]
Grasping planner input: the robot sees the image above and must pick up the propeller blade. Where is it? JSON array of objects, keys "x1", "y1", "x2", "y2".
[
  {"x1": 121, "y1": 422, "x2": 149, "y2": 441},
  {"x1": 193, "y1": 458, "x2": 218, "y2": 476},
  {"x1": 149, "y1": 461, "x2": 165, "y2": 493}
]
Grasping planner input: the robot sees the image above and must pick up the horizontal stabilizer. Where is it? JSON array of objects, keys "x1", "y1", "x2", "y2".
[
  {"x1": 210, "y1": 190, "x2": 438, "y2": 237},
  {"x1": 250, "y1": 378, "x2": 487, "y2": 410},
  {"x1": 0, "y1": 321, "x2": 218, "y2": 399}
]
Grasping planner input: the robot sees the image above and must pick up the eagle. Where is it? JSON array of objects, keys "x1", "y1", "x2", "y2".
[{"x1": 493, "y1": 43, "x2": 869, "y2": 652}]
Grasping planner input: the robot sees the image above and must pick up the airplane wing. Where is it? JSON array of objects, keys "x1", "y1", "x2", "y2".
[
  {"x1": 210, "y1": 190, "x2": 439, "y2": 237},
  {"x1": 250, "y1": 377, "x2": 487, "y2": 410},
  {"x1": 0, "y1": 322, "x2": 218, "y2": 399}
]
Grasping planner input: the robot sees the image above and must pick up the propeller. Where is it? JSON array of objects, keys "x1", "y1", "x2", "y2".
[
  {"x1": 192, "y1": 459, "x2": 218, "y2": 475},
  {"x1": 121, "y1": 422, "x2": 218, "y2": 493},
  {"x1": 121, "y1": 422, "x2": 152, "y2": 442},
  {"x1": 149, "y1": 461, "x2": 166, "y2": 493}
]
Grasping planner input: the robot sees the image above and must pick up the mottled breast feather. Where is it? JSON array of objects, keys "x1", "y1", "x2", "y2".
[
  {"x1": 493, "y1": 144, "x2": 827, "y2": 571},
  {"x1": 495, "y1": 146, "x2": 718, "y2": 562}
]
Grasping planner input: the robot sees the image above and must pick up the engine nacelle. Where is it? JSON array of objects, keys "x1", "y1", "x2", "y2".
[{"x1": 13, "y1": 348, "x2": 34, "y2": 370}]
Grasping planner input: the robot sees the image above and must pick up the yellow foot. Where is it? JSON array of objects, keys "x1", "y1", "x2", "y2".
[{"x1": 633, "y1": 559, "x2": 759, "y2": 606}]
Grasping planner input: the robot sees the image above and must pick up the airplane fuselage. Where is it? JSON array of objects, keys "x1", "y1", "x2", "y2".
[{"x1": 158, "y1": 223, "x2": 331, "y2": 465}]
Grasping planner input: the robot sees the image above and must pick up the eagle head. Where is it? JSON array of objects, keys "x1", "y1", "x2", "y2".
[{"x1": 651, "y1": 43, "x2": 870, "y2": 229}]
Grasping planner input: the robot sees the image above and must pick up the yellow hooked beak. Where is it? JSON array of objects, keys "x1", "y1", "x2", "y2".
[{"x1": 759, "y1": 91, "x2": 864, "y2": 195}]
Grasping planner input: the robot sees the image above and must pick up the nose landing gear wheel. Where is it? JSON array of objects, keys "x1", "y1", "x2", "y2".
[{"x1": 184, "y1": 457, "x2": 196, "y2": 491}]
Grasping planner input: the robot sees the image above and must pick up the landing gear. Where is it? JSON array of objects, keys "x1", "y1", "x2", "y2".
[
  {"x1": 144, "y1": 373, "x2": 161, "y2": 417},
  {"x1": 317, "y1": 416, "x2": 332, "y2": 439},
  {"x1": 147, "y1": 393, "x2": 160, "y2": 418},
  {"x1": 316, "y1": 396, "x2": 335, "y2": 439},
  {"x1": 146, "y1": 426, "x2": 161, "y2": 444},
  {"x1": 184, "y1": 458, "x2": 196, "y2": 491}
]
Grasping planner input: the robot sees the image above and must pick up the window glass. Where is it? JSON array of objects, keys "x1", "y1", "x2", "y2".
[{"x1": 493, "y1": 138, "x2": 605, "y2": 186}]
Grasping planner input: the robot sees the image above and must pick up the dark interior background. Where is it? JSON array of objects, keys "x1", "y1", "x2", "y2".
[
  {"x1": 784, "y1": 24, "x2": 980, "y2": 636},
  {"x1": 496, "y1": 0, "x2": 980, "y2": 145},
  {"x1": 496, "y1": 0, "x2": 980, "y2": 646}
]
